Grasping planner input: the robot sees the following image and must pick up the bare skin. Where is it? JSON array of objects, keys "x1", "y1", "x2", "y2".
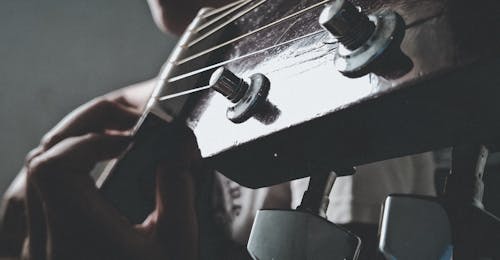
[
  {"x1": 24, "y1": 92, "x2": 202, "y2": 260},
  {"x1": 0, "y1": 1, "x2": 235, "y2": 258},
  {"x1": 0, "y1": 80, "x2": 155, "y2": 258}
]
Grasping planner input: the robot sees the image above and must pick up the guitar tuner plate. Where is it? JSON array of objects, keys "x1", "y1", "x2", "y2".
[{"x1": 210, "y1": 67, "x2": 270, "y2": 123}]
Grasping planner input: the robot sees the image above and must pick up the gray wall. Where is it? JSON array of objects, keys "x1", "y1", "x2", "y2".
[{"x1": 0, "y1": 0, "x2": 177, "y2": 193}]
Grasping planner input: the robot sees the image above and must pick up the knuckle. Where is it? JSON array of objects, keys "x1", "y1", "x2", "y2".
[
  {"x1": 82, "y1": 132, "x2": 100, "y2": 141},
  {"x1": 27, "y1": 156, "x2": 45, "y2": 175},
  {"x1": 26, "y1": 156, "x2": 56, "y2": 181},
  {"x1": 3, "y1": 192, "x2": 17, "y2": 204},
  {"x1": 93, "y1": 97, "x2": 118, "y2": 111},
  {"x1": 24, "y1": 148, "x2": 39, "y2": 164},
  {"x1": 40, "y1": 133, "x2": 51, "y2": 145},
  {"x1": 108, "y1": 94, "x2": 127, "y2": 104},
  {"x1": 4, "y1": 187, "x2": 25, "y2": 204},
  {"x1": 92, "y1": 97, "x2": 128, "y2": 120},
  {"x1": 40, "y1": 132, "x2": 61, "y2": 148},
  {"x1": 4, "y1": 195, "x2": 24, "y2": 211}
]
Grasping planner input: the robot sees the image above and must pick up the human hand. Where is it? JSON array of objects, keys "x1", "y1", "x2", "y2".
[
  {"x1": 21, "y1": 96, "x2": 200, "y2": 259},
  {"x1": 0, "y1": 94, "x2": 139, "y2": 258},
  {"x1": 0, "y1": 169, "x2": 27, "y2": 257},
  {"x1": 0, "y1": 81, "x2": 154, "y2": 258},
  {"x1": 23, "y1": 96, "x2": 140, "y2": 258}
]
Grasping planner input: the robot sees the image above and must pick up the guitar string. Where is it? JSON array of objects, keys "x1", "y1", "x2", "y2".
[
  {"x1": 158, "y1": 85, "x2": 212, "y2": 101},
  {"x1": 196, "y1": 0, "x2": 252, "y2": 33},
  {"x1": 157, "y1": 1, "x2": 333, "y2": 102},
  {"x1": 178, "y1": 0, "x2": 331, "y2": 65},
  {"x1": 170, "y1": 5, "x2": 436, "y2": 84},
  {"x1": 188, "y1": 0, "x2": 268, "y2": 48},
  {"x1": 168, "y1": 30, "x2": 327, "y2": 83},
  {"x1": 200, "y1": 0, "x2": 249, "y2": 19},
  {"x1": 157, "y1": 30, "x2": 330, "y2": 102},
  {"x1": 157, "y1": 0, "x2": 437, "y2": 102}
]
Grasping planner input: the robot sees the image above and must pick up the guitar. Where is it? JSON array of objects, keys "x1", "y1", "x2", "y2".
[{"x1": 98, "y1": 0, "x2": 500, "y2": 224}]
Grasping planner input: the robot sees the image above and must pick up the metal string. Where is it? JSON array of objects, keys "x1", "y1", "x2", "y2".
[
  {"x1": 168, "y1": 30, "x2": 327, "y2": 83},
  {"x1": 157, "y1": 1, "x2": 442, "y2": 103},
  {"x1": 157, "y1": 0, "x2": 333, "y2": 102},
  {"x1": 157, "y1": 30, "x2": 330, "y2": 102},
  {"x1": 177, "y1": 0, "x2": 331, "y2": 65},
  {"x1": 158, "y1": 84, "x2": 212, "y2": 101},
  {"x1": 200, "y1": 0, "x2": 249, "y2": 19},
  {"x1": 196, "y1": 0, "x2": 252, "y2": 33},
  {"x1": 187, "y1": 0, "x2": 268, "y2": 48}
]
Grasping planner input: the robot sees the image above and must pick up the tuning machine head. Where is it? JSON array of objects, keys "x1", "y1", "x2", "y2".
[
  {"x1": 210, "y1": 67, "x2": 270, "y2": 123},
  {"x1": 319, "y1": 0, "x2": 410, "y2": 78}
]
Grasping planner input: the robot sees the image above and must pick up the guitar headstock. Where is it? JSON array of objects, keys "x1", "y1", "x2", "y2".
[{"x1": 149, "y1": 0, "x2": 500, "y2": 188}]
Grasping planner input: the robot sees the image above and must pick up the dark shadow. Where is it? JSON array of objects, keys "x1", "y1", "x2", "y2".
[
  {"x1": 374, "y1": 48, "x2": 414, "y2": 79},
  {"x1": 253, "y1": 99, "x2": 281, "y2": 125}
]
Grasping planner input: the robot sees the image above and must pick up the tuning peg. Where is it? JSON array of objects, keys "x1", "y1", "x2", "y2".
[
  {"x1": 319, "y1": 0, "x2": 410, "y2": 78},
  {"x1": 210, "y1": 67, "x2": 249, "y2": 103},
  {"x1": 319, "y1": 0, "x2": 375, "y2": 50},
  {"x1": 210, "y1": 67, "x2": 270, "y2": 123}
]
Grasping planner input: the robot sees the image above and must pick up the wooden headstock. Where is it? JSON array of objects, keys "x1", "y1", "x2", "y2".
[{"x1": 125, "y1": 0, "x2": 500, "y2": 188}]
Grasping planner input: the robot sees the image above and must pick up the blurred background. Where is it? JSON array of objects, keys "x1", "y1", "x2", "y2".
[{"x1": 0, "y1": 0, "x2": 177, "y2": 193}]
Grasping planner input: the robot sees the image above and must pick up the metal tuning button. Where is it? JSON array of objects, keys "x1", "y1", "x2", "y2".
[
  {"x1": 319, "y1": 0, "x2": 375, "y2": 50},
  {"x1": 319, "y1": 0, "x2": 409, "y2": 78},
  {"x1": 210, "y1": 67, "x2": 249, "y2": 103},
  {"x1": 210, "y1": 67, "x2": 270, "y2": 123}
]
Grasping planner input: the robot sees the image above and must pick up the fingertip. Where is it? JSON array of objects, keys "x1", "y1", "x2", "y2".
[{"x1": 155, "y1": 123, "x2": 201, "y2": 173}]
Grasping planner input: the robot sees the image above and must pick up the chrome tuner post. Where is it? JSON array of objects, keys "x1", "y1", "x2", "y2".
[
  {"x1": 319, "y1": 0, "x2": 410, "y2": 78},
  {"x1": 209, "y1": 67, "x2": 270, "y2": 123}
]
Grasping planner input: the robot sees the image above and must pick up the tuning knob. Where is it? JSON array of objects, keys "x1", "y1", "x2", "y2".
[
  {"x1": 319, "y1": 0, "x2": 375, "y2": 50},
  {"x1": 210, "y1": 67, "x2": 270, "y2": 123},
  {"x1": 319, "y1": 0, "x2": 409, "y2": 78},
  {"x1": 210, "y1": 67, "x2": 249, "y2": 103}
]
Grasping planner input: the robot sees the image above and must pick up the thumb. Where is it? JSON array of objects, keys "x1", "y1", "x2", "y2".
[{"x1": 151, "y1": 124, "x2": 201, "y2": 260}]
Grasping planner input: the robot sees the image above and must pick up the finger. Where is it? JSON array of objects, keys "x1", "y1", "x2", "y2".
[
  {"x1": 25, "y1": 180, "x2": 47, "y2": 260},
  {"x1": 25, "y1": 150, "x2": 167, "y2": 259},
  {"x1": 156, "y1": 123, "x2": 200, "y2": 173},
  {"x1": 104, "y1": 79, "x2": 155, "y2": 110},
  {"x1": 110, "y1": 95, "x2": 137, "y2": 108},
  {"x1": 0, "y1": 170, "x2": 27, "y2": 256},
  {"x1": 29, "y1": 133, "x2": 132, "y2": 182},
  {"x1": 40, "y1": 98, "x2": 140, "y2": 150},
  {"x1": 151, "y1": 124, "x2": 201, "y2": 260},
  {"x1": 25, "y1": 147, "x2": 45, "y2": 164},
  {"x1": 150, "y1": 124, "x2": 202, "y2": 200}
]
